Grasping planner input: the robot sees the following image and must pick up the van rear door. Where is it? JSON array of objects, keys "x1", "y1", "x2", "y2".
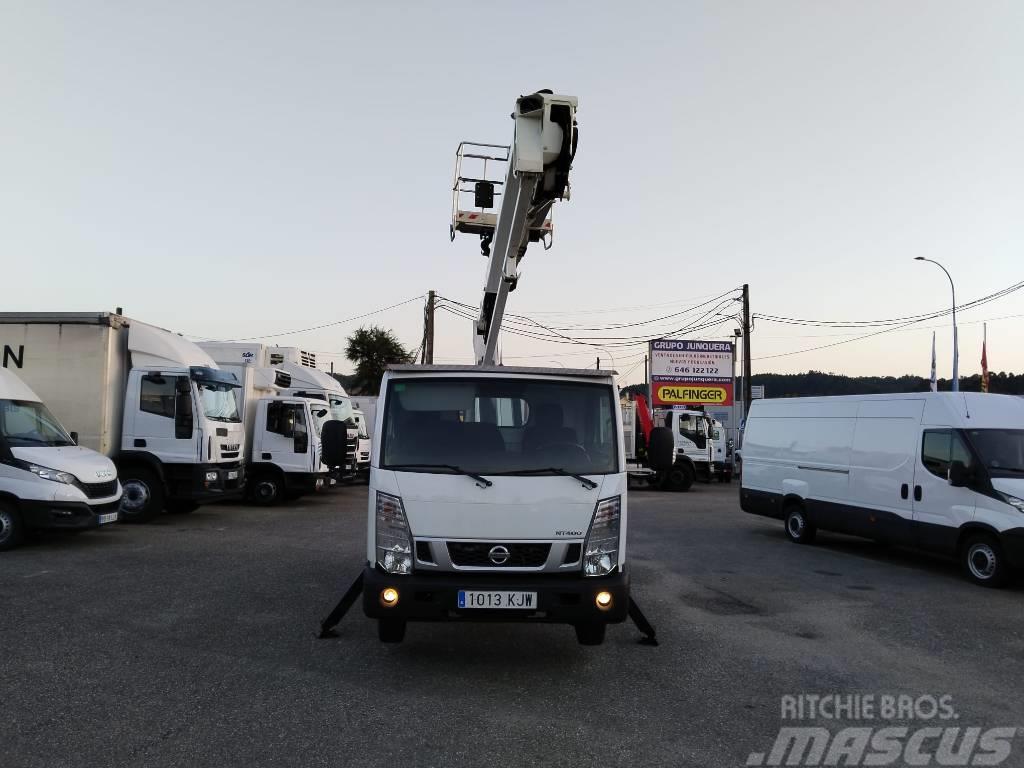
[{"x1": 912, "y1": 429, "x2": 977, "y2": 554}]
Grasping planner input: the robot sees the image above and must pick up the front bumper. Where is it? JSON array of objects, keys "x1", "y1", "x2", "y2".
[
  {"x1": 20, "y1": 499, "x2": 122, "y2": 531},
  {"x1": 182, "y1": 462, "x2": 245, "y2": 501},
  {"x1": 362, "y1": 565, "x2": 630, "y2": 624}
]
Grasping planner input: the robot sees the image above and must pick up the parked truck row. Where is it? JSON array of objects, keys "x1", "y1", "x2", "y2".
[{"x1": 0, "y1": 312, "x2": 371, "y2": 549}]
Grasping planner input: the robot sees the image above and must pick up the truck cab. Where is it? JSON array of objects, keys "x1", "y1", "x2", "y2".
[
  {"x1": 660, "y1": 408, "x2": 716, "y2": 490},
  {"x1": 355, "y1": 365, "x2": 630, "y2": 646},
  {"x1": 0, "y1": 367, "x2": 122, "y2": 549},
  {"x1": 246, "y1": 395, "x2": 329, "y2": 503}
]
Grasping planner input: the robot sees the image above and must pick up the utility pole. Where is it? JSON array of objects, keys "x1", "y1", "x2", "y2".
[
  {"x1": 424, "y1": 290, "x2": 435, "y2": 365},
  {"x1": 742, "y1": 283, "x2": 752, "y2": 423},
  {"x1": 596, "y1": 356, "x2": 600, "y2": 370}
]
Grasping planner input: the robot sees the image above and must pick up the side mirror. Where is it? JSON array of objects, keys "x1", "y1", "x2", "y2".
[
  {"x1": 69, "y1": 431, "x2": 79, "y2": 445},
  {"x1": 647, "y1": 427, "x2": 675, "y2": 471},
  {"x1": 321, "y1": 420, "x2": 348, "y2": 468},
  {"x1": 948, "y1": 460, "x2": 971, "y2": 488}
]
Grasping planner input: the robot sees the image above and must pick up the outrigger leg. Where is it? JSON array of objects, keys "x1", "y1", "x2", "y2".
[
  {"x1": 628, "y1": 597, "x2": 658, "y2": 646},
  {"x1": 318, "y1": 572, "x2": 365, "y2": 639}
]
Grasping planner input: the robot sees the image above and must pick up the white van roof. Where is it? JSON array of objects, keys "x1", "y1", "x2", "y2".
[
  {"x1": 750, "y1": 392, "x2": 1024, "y2": 430},
  {"x1": 0, "y1": 367, "x2": 42, "y2": 403}
]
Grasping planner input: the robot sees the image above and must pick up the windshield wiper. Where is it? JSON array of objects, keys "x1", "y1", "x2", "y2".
[
  {"x1": 497, "y1": 467, "x2": 599, "y2": 490},
  {"x1": 387, "y1": 463, "x2": 493, "y2": 488}
]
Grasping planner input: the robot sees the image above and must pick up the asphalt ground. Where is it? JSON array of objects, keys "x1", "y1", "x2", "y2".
[{"x1": 1, "y1": 482, "x2": 1022, "y2": 768}]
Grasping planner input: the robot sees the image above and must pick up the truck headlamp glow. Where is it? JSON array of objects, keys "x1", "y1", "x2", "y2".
[
  {"x1": 21, "y1": 462, "x2": 76, "y2": 485},
  {"x1": 998, "y1": 492, "x2": 1024, "y2": 513},
  {"x1": 375, "y1": 491, "x2": 413, "y2": 575},
  {"x1": 583, "y1": 496, "x2": 621, "y2": 577}
]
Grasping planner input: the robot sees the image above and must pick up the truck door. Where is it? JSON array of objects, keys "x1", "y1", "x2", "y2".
[
  {"x1": 912, "y1": 429, "x2": 977, "y2": 554},
  {"x1": 133, "y1": 373, "x2": 199, "y2": 464},
  {"x1": 262, "y1": 401, "x2": 310, "y2": 474},
  {"x1": 674, "y1": 412, "x2": 708, "y2": 463}
]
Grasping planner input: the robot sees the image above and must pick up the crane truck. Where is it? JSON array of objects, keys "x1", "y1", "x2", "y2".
[
  {"x1": 319, "y1": 91, "x2": 672, "y2": 645},
  {"x1": 0, "y1": 313, "x2": 246, "y2": 521}
]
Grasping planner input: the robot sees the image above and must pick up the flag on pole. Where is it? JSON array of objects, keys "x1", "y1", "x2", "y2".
[
  {"x1": 930, "y1": 332, "x2": 937, "y2": 392},
  {"x1": 981, "y1": 324, "x2": 989, "y2": 393}
]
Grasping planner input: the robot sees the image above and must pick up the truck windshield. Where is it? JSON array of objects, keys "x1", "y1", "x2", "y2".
[
  {"x1": 0, "y1": 399, "x2": 75, "y2": 447},
  {"x1": 198, "y1": 383, "x2": 241, "y2": 422},
  {"x1": 381, "y1": 378, "x2": 618, "y2": 475},
  {"x1": 965, "y1": 429, "x2": 1024, "y2": 477}
]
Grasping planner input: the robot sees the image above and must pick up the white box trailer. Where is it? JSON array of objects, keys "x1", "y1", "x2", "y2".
[
  {"x1": 0, "y1": 313, "x2": 246, "y2": 521},
  {"x1": 740, "y1": 392, "x2": 1024, "y2": 586}
]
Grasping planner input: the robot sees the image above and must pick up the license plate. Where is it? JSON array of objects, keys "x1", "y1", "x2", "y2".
[
  {"x1": 97, "y1": 511, "x2": 119, "y2": 525},
  {"x1": 227, "y1": 470, "x2": 239, "y2": 480},
  {"x1": 457, "y1": 590, "x2": 537, "y2": 610}
]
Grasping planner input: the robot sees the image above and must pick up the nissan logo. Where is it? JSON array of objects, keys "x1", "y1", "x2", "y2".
[{"x1": 488, "y1": 545, "x2": 510, "y2": 565}]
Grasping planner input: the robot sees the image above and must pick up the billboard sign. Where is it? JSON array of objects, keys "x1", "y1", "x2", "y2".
[{"x1": 649, "y1": 339, "x2": 734, "y2": 407}]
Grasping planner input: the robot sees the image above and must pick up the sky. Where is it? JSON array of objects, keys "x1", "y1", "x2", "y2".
[{"x1": 2, "y1": 1, "x2": 1022, "y2": 386}]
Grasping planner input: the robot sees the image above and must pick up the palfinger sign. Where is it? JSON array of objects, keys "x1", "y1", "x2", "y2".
[{"x1": 649, "y1": 339, "x2": 735, "y2": 407}]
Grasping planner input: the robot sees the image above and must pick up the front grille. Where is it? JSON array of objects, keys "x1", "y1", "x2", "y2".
[
  {"x1": 78, "y1": 479, "x2": 119, "y2": 499},
  {"x1": 447, "y1": 542, "x2": 551, "y2": 568}
]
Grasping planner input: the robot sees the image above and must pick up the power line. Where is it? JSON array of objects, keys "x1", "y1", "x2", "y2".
[{"x1": 191, "y1": 295, "x2": 426, "y2": 343}]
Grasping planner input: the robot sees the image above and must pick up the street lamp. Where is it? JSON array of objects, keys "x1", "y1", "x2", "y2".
[{"x1": 914, "y1": 257, "x2": 959, "y2": 391}]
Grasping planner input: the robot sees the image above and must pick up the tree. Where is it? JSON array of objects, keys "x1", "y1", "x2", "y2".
[{"x1": 345, "y1": 326, "x2": 413, "y2": 395}]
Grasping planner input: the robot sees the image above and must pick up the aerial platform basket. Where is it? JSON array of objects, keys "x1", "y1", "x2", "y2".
[{"x1": 450, "y1": 141, "x2": 554, "y2": 249}]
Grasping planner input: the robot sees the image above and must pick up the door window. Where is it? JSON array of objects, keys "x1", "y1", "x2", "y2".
[
  {"x1": 921, "y1": 430, "x2": 973, "y2": 479},
  {"x1": 267, "y1": 402, "x2": 308, "y2": 453},
  {"x1": 140, "y1": 375, "x2": 176, "y2": 418}
]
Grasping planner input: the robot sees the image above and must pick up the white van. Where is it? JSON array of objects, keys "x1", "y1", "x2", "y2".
[
  {"x1": 1, "y1": 368, "x2": 122, "y2": 550},
  {"x1": 740, "y1": 393, "x2": 1024, "y2": 586}
]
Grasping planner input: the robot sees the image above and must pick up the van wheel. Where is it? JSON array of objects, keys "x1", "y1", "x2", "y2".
[
  {"x1": 574, "y1": 622, "x2": 607, "y2": 646},
  {"x1": 0, "y1": 501, "x2": 25, "y2": 551},
  {"x1": 119, "y1": 469, "x2": 164, "y2": 523},
  {"x1": 250, "y1": 474, "x2": 283, "y2": 506},
  {"x1": 378, "y1": 619, "x2": 406, "y2": 643},
  {"x1": 961, "y1": 533, "x2": 1011, "y2": 588},
  {"x1": 784, "y1": 504, "x2": 816, "y2": 544}
]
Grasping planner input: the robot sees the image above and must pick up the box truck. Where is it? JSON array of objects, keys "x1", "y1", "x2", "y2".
[
  {"x1": 197, "y1": 345, "x2": 330, "y2": 504},
  {"x1": 199, "y1": 343, "x2": 358, "y2": 484},
  {"x1": 740, "y1": 392, "x2": 1024, "y2": 586},
  {"x1": 0, "y1": 367, "x2": 122, "y2": 549},
  {"x1": 0, "y1": 313, "x2": 245, "y2": 521}
]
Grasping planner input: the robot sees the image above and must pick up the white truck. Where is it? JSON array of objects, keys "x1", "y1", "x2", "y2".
[
  {"x1": 623, "y1": 403, "x2": 719, "y2": 490},
  {"x1": 198, "y1": 344, "x2": 330, "y2": 505},
  {"x1": 0, "y1": 367, "x2": 122, "y2": 549},
  {"x1": 199, "y1": 343, "x2": 358, "y2": 484},
  {"x1": 318, "y1": 91, "x2": 672, "y2": 645},
  {"x1": 740, "y1": 392, "x2": 1024, "y2": 587},
  {"x1": 0, "y1": 313, "x2": 245, "y2": 521}
]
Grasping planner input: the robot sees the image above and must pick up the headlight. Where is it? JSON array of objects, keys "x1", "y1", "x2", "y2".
[
  {"x1": 998, "y1": 492, "x2": 1024, "y2": 512},
  {"x1": 583, "y1": 496, "x2": 621, "y2": 577},
  {"x1": 376, "y1": 491, "x2": 413, "y2": 575},
  {"x1": 22, "y1": 462, "x2": 76, "y2": 484}
]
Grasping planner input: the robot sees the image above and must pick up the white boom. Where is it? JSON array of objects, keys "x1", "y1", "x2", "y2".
[{"x1": 451, "y1": 91, "x2": 578, "y2": 366}]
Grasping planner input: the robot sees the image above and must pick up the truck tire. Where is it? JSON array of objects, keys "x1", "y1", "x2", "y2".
[
  {"x1": 960, "y1": 533, "x2": 1011, "y2": 588},
  {"x1": 0, "y1": 501, "x2": 25, "y2": 551},
  {"x1": 249, "y1": 473, "x2": 283, "y2": 506},
  {"x1": 664, "y1": 463, "x2": 694, "y2": 492},
  {"x1": 378, "y1": 619, "x2": 406, "y2": 643},
  {"x1": 784, "y1": 503, "x2": 816, "y2": 545},
  {"x1": 574, "y1": 622, "x2": 607, "y2": 646},
  {"x1": 167, "y1": 500, "x2": 199, "y2": 514},
  {"x1": 119, "y1": 468, "x2": 164, "y2": 523}
]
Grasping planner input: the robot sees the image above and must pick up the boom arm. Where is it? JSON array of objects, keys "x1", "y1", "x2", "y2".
[{"x1": 452, "y1": 91, "x2": 578, "y2": 366}]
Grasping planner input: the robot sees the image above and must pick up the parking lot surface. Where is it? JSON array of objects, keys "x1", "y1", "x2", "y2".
[{"x1": 2, "y1": 482, "x2": 1022, "y2": 767}]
